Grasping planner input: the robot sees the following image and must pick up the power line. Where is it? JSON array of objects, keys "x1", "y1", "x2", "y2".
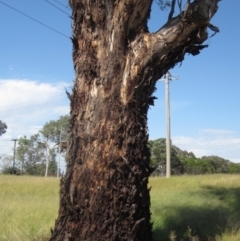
[
  {"x1": 53, "y1": 0, "x2": 70, "y2": 9},
  {"x1": 0, "y1": 0, "x2": 69, "y2": 39},
  {"x1": 44, "y1": 0, "x2": 70, "y2": 16}
]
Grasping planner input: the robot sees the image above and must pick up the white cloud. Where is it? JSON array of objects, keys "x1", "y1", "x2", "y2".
[
  {"x1": 53, "y1": 105, "x2": 70, "y2": 115},
  {"x1": 201, "y1": 129, "x2": 235, "y2": 136},
  {"x1": 1, "y1": 80, "x2": 239, "y2": 166},
  {"x1": 0, "y1": 79, "x2": 68, "y2": 108},
  {"x1": 0, "y1": 79, "x2": 70, "y2": 156},
  {"x1": 172, "y1": 129, "x2": 240, "y2": 163}
]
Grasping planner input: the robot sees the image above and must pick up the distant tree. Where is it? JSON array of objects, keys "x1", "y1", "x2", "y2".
[
  {"x1": 40, "y1": 115, "x2": 69, "y2": 176},
  {"x1": 2, "y1": 166, "x2": 21, "y2": 175},
  {"x1": 202, "y1": 156, "x2": 229, "y2": 173},
  {"x1": 0, "y1": 120, "x2": 7, "y2": 136},
  {"x1": 16, "y1": 134, "x2": 57, "y2": 176},
  {"x1": 16, "y1": 136, "x2": 31, "y2": 174},
  {"x1": 150, "y1": 140, "x2": 239, "y2": 175},
  {"x1": 149, "y1": 139, "x2": 166, "y2": 174},
  {"x1": 181, "y1": 157, "x2": 215, "y2": 174},
  {"x1": 0, "y1": 154, "x2": 13, "y2": 172},
  {"x1": 40, "y1": 115, "x2": 69, "y2": 146},
  {"x1": 174, "y1": 146, "x2": 196, "y2": 160},
  {"x1": 149, "y1": 138, "x2": 183, "y2": 175},
  {"x1": 228, "y1": 163, "x2": 240, "y2": 174},
  {"x1": 16, "y1": 116, "x2": 69, "y2": 176},
  {"x1": 48, "y1": 150, "x2": 58, "y2": 176},
  {"x1": 17, "y1": 135, "x2": 45, "y2": 175}
]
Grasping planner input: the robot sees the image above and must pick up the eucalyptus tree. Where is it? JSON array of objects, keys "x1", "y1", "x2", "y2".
[
  {"x1": 0, "y1": 154, "x2": 13, "y2": 173},
  {"x1": 50, "y1": 0, "x2": 220, "y2": 240},
  {"x1": 40, "y1": 115, "x2": 69, "y2": 145},
  {"x1": 17, "y1": 135, "x2": 46, "y2": 175},
  {"x1": 16, "y1": 116, "x2": 69, "y2": 176},
  {"x1": 17, "y1": 134, "x2": 57, "y2": 176},
  {"x1": 0, "y1": 120, "x2": 7, "y2": 136},
  {"x1": 40, "y1": 115, "x2": 70, "y2": 175},
  {"x1": 149, "y1": 138, "x2": 183, "y2": 175}
]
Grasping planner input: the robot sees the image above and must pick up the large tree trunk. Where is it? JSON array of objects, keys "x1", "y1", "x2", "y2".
[{"x1": 50, "y1": 0, "x2": 220, "y2": 240}]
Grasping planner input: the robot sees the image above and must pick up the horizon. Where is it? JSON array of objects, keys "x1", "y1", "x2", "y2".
[{"x1": 0, "y1": 0, "x2": 240, "y2": 168}]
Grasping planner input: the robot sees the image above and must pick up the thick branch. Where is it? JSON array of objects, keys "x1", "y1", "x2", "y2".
[
  {"x1": 135, "y1": 0, "x2": 219, "y2": 78},
  {"x1": 113, "y1": 0, "x2": 152, "y2": 38},
  {"x1": 120, "y1": 0, "x2": 220, "y2": 104}
]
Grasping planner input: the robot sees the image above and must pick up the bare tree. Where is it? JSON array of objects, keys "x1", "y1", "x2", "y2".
[
  {"x1": 0, "y1": 154, "x2": 13, "y2": 172},
  {"x1": 50, "y1": 0, "x2": 220, "y2": 240}
]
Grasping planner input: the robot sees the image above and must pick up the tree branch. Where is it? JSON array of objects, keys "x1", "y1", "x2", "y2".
[
  {"x1": 126, "y1": 0, "x2": 220, "y2": 90},
  {"x1": 177, "y1": 0, "x2": 182, "y2": 13},
  {"x1": 113, "y1": 0, "x2": 152, "y2": 38},
  {"x1": 168, "y1": 0, "x2": 176, "y2": 20}
]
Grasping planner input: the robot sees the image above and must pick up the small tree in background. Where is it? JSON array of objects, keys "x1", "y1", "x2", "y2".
[
  {"x1": 0, "y1": 155, "x2": 21, "y2": 175},
  {"x1": 149, "y1": 138, "x2": 183, "y2": 175},
  {"x1": 16, "y1": 134, "x2": 58, "y2": 176},
  {"x1": 16, "y1": 115, "x2": 69, "y2": 176},
  {"x1": 0, "y1": 120, "x2": 7, "y2": 136},
  {"x1": 17, "y1": 134, "x2": 46, "y2": 175}
]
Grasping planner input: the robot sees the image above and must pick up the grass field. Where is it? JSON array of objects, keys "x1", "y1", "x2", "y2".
[
  {"x1": 0, "y1": 174, "x2": 239, "y2": 241},
  {"x1": 0, "y1": 176, "x2": 59, "y2": 241},
  {"x1": 150, "y1": 175, "x2": 240, "y2": 241}
]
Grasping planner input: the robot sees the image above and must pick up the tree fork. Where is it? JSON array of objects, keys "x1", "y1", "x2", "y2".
[{"x1": 50, "y1": 0, "x2": 220, "y2": 240}]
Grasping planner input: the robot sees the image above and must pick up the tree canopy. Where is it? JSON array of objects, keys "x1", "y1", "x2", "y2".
[
  {"x1": 149, "y1": 138, "x2": 240, "y2": 175},
  {"x1": 0, "y1": 120, "x2": 7, "y2": 136},
  {"x1": 13, "y1": 115, "x2": 69, "y2": 176}
]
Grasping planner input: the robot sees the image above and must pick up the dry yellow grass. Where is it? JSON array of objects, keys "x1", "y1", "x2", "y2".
[{"x1": 0, "y1": 175, "x2": 59, "y2": 241}]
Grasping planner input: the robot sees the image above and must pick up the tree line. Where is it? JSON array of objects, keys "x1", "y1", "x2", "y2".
[
  {"x1": 149, "y1": 138, "x2": 240, "y2": 176},
  {"x1": 1, "y1": 115, "x2": 69, "y2": 176},
  {"x1": 3, "y1": 129, "x2": 239, "y2": 176}
]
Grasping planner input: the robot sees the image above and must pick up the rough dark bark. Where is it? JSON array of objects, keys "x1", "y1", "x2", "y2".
[{"x1": 50, "y1": 0, "x2": 220, "y2": 240}]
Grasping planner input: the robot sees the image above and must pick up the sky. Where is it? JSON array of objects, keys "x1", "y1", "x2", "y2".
[{"x1": 0, "y1": 0, "x2": 240, "y2": 170}]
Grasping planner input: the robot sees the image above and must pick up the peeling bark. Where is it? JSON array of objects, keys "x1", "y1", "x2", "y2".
[{"x1": 50, "y1": 0, "x2": 220, "y2": 240}]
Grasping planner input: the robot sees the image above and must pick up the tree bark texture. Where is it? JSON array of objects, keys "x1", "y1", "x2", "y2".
[{"x1": 50, "y1": 0, "x2": 220, "y2": 240}]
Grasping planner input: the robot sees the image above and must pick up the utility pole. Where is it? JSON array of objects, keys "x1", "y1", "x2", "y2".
[
  {"x1": 165, "y1": 72, "x2": 171, "y2": 178},
  {"x1": 11, "y1": 138, "x2": 18, "y2": 174},
  {"x1": 160, "y1": 72, "x2": 178, "y2": 178}
]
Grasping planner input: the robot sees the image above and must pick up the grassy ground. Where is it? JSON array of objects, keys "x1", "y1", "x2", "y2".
[
  {"x1": 0, "y1": 175, "x2": 59, "y2": 241},
  {"x1": 151, "y1": 174, "x2": 240, "y2": 241},
  {"x1": 0, "y1": 174, "x2": 239, "y2": 241}
]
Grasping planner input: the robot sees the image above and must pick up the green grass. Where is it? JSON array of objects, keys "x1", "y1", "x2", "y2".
[
  {"x1": 0, "y1": 174, "x2": 240, "y2": 241},
  {"x1": 0, "y1": 175, "x2": 59, "y2": 241},
  {"x1": 150, "y1": 174, "x2": 240, "y2": 241}
]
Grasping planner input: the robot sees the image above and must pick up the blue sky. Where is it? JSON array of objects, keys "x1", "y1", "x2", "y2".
[{"x1": 0, "y1": 0, "x2": 240, "y2": 167}]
